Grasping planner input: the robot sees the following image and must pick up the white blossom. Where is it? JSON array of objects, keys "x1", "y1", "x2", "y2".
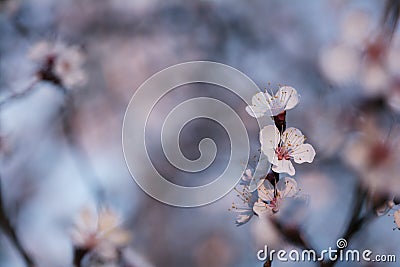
[
  {"x1": 253, "y1": 177, "x2": 299, "y2": 215},
  {"x1": 343, "y1": 120, "x2": 400, "y2": 195},
  {"x1": 71, "y1": 207, "x2": 131, "y2": 260},
  {"x1": 246, "y1": 86, "x2": 299, "y2": 117},
  {"x1": 28, "y1": 40, "x2": 87, "y2": 88},
  {"x1": 260, "y1": 125, "x2": 316, "y2": 176}
]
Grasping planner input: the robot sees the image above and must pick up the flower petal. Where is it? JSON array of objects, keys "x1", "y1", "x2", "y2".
[
  {"x1": 240, "y1": 169, "x2": 253, "y2": 184},
  {"x1": 281, "y1": 127, "x2": 305, "y2": 148},
  {"x1": 246, "y1": 92, "x2": 270, "y2": 118},
  {"x1": 260, "y1": 125, "x2": 280, "y2": 162},
  {"x1": 276, "y1": 86, "x2": 299, "y2": 111},
  {"x1": 98, "y1": 209, "x2": 119, "y2": 233},
  {"x1": 361, "y1": 63, "x2": 389, "y2": 95},
  {"x1": 235, "y1": 210, "x2": 253, "y2": 226},
  {"x1": 253, "y1": 199, "x2": 272, "y2": 216},
  {"x1": 394, "y1": 210, "x2": 400, "y2": 229},
  {"x1": 257, "y1": 180, "x2": 275, "y2": 202},
  {"x1": 95, "y1": 241, "x2": 119, "y2": 260},
  {"x1": 319, "y1": 44, "x2": 359, "y2": 84},
  {"x1": 277, "y1": 177, "x2": 298, "y2": 198},
  {"x1": 272, "y1": 159, "x2": 295, "y2": 176},
  {"x1": 340, "y1": 10, "x2": 371, "y2": 47},
  {"x1": 105, "y1": 229, "x2": 131, "y2": 246},
  {"x1": 292, "y1": 143, "x2": 316, "y2": 164}
]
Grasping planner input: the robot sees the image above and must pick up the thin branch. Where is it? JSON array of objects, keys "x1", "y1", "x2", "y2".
[
  {"x1": 320, "y1": 182, "x2": 376, "y2": 267},
  {"x1": 382, "y1": 0, "x2": 400, "y2": 39},
  {"x1": 0, "y1": 79, "x2": 39, "y2": 108},
  {"x1": 0, "y1": 176, "x2": 35, "y2": 267},
  {"x1": 270, "y1": 218, "x2": 316, "y2": 252}
]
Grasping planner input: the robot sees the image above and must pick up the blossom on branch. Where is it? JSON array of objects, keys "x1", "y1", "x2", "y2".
[
  {"x1": 253, "y1": 177, "x2": 299, "y2": 216},
  {"x1": 71, "y1": 207, "x2": 131, "y2": 261},
  {"x1": 246, "y1": 86, "x2": 299, "y2": 117},
  {"x1": 260, "y1": 125, "x2": 316, "y2": 176},
  {"x1": 28, "y1": 40, "x2": 87, "y2": 88}
]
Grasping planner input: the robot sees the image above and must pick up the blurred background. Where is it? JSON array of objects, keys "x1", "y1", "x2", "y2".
[{"x1": 1, "y1": 0, "x2": 400, "y2": 266}]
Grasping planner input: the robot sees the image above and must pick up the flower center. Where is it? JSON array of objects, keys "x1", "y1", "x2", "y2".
[
  {"x1": 364, "y1": 38, "x2": 386, "y2": 64},
  {"x1": 275, "y1": 146, "x2": 291, "y2": 160},
  {"x1": 369, "y1": 141, "x2": 391, "y2": 167},
  {"x1": 270, "y1": 197, "x2": 280, "y2": 213}
]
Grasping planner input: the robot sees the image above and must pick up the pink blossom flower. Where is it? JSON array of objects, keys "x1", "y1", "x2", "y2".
[
  {"x1": 260, "y1": 125, "x2": 316, "y2": 175},
  {"x1": 253, "y1": 177, "x2": 299, "y2": 215},
  {"x1": 246, "y1": 86, "x2": 299, "y2": 117}
]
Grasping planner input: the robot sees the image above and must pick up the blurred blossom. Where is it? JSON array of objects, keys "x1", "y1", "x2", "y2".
[
  {"x1": 232, "y1": 169, "x2": 304, "y2": 226},
  {"x1": 376, "y1": 199, "x2": 395, "y2": 216},
  {"x1": 70, "y1": 207, "x2": 131, "y2": 261},
  {"x1": 245, "y1": 86, "x2": 299, "y2": 117},
  {"x1": 260, "y1": 125, "x2": 316, "y2": 176},
  {"x1": 319, "y1": 9, "x2": 400, "y2": 98},
  {"x1": 304, "y1": 106, "x2": 345, "y2": 157},
  {"x1": 193, "y1": 235, "x2": 233, "y2": 267},
  {"x1": 28, "y1": 40, "x2": 87, "y2": 88},
  {"x1": 343, "y1": 119, "x2": 400, "y2": 195}
]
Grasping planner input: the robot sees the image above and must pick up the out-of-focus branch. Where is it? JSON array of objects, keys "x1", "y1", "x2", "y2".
[
  {"x1": 0, "y1": 177, "x2": 35, "y2": 267},
  {"x1": 321, "y1": 182, "x2": 376, "y2": 267},
  {"x1": 59, "y1": 94, "x2": 105, "y2": 202},
  {"x1": 0, "y1": 79, "x2": 39, "y2": 108},
  {"x1": 382, "y1": 0, "x2": 400, "y2": 39},
  {"x1": 263, "y1": 259, "x2": 272, "y2": 267},
  {"x1": 270, "y1": 218, "x2": 316, "y2": 252},
  {"x1": 72, "y1": 247, "x2": 89, "y2": 267}
]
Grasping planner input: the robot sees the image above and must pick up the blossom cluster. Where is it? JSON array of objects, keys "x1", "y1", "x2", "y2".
[
  {"x1": 319, "y1": 10, "x2": 400, "y2": 112},
  {"x1": 232, "y1": 86, "x2": 316, "y2": 225},
  {"x1": 28, "y1": 40, "x2": 87, "y2": 88}
]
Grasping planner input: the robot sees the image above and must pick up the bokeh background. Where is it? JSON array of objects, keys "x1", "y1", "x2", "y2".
[{"x1": 1, "y1": 0, "x2": 400, "y2": 266}]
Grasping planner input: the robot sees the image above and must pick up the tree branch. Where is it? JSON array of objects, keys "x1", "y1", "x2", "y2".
[{"x1": 0, "y1": 177, "x2": 35, "y2": 267}]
